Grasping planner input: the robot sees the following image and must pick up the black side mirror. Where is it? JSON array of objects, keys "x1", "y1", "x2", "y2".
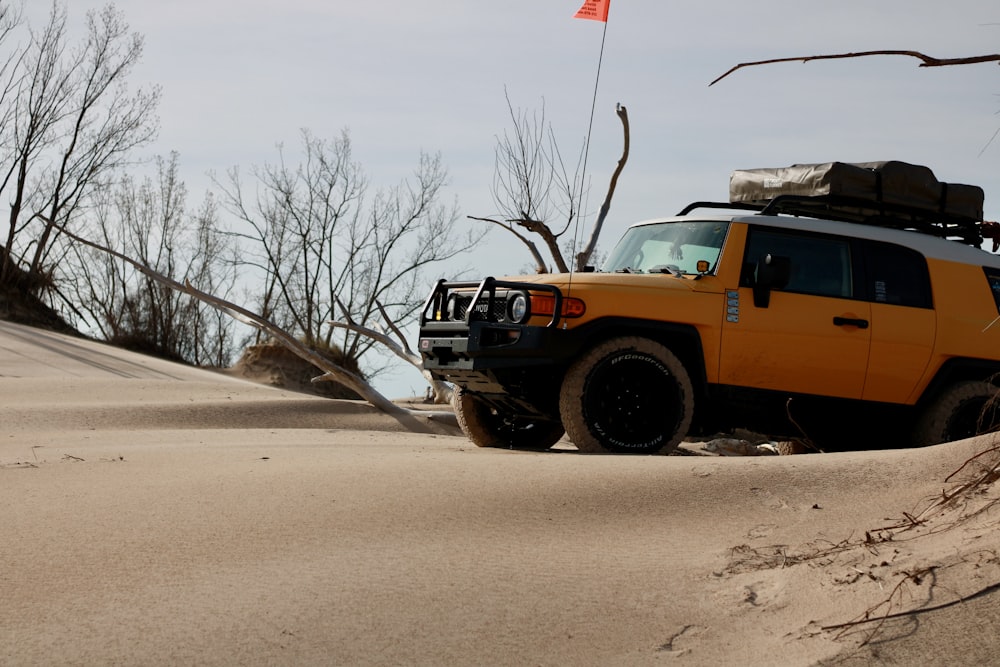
[{"x1": 753, "y1": 254, "x2": 790, "y2": 308}]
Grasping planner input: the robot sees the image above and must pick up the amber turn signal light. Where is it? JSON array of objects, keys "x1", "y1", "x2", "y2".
[{"x1": 529, "y1": 295, "x2": 586, "y2": 318}]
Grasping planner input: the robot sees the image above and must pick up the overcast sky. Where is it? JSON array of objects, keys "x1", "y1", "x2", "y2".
[
  {"x1": 39, "y1": 0, "x2": 1000, "y2": 249},
  {"x1": 26, "y1": 0, "x2": 1000, "y2": 394}
]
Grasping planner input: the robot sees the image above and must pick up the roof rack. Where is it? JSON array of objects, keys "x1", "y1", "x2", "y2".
[
  {"x1": 677, "y1": 197, "x2": 984, "y2": 247},
  {"x1": 761, "y1": 194, "x2": 982, "y2": 246},
  {"x1": 679, "y1": 161, "x2": 987, "y2": 247}
]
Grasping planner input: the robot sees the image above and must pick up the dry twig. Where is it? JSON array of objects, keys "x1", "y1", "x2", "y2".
[{"x1": 825, "y1": 567, "x2": 936, "y2": 644}]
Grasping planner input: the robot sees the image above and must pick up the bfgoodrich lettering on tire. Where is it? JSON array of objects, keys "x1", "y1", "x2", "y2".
[
  {"x1": 453, "y1": 390, "x2": 566, "y2": 450},
  {"x1": 912, "y1": 381, "x2": 1000, "y2": 446},
  {"x1": 559, "y1": 336, "x2": 694, "y2": 454}
]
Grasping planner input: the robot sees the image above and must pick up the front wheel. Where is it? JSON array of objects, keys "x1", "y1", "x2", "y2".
[
  {"x1": 911, "y1": 381, "x2": 1000, "y2": 446},
  {"x1": 559, "y1": 337, "x2": 694, "y2": 454},
  {"x1": 453, "y1": 391, "x2": 565, "y2": 450}
]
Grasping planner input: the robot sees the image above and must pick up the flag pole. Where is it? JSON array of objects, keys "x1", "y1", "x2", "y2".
[
  {"x1": 575, "y1": 22, "x2": 608, "y2": 264},
  {"x1": 571, "y1": 0, "x2": 611, "y2": 277}
]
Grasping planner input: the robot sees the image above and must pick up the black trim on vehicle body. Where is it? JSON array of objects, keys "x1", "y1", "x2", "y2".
[
  {"x1": 917, "y1": 357, "x2": 1000, "y2": 407},
  {"x1": 563, "y1": 317, "x2": 709, "y2": 395}
]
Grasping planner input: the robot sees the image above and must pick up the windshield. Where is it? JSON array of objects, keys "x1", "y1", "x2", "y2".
[{"x1": 602, "y1": 220, "x2": 730, "y2": 275}]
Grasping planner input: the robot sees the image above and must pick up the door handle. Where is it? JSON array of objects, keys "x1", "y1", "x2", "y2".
[{"x1": 833, "y1": 316, "x2": 869, "y2": 329}]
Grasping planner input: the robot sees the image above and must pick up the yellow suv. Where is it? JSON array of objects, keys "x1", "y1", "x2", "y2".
[{"x1": 419, "y1": 161, "x2": 1000, "y2": 453}]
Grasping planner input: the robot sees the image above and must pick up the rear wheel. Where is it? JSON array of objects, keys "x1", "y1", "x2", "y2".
[
  {"x1": 559, "y1": 336, "x2": 694, "y2": 454},
  {"x1": 911, "y1": 381, "x2": 1000, "y2": 446},
  {"x1": 453, "y1": 390, "x2": 565, "y2": 450}
]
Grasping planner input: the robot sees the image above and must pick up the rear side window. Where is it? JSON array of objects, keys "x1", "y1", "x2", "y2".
[
  {"x1": 984, "y1": 268, "x2": 1000, "y2": 313},
  {"x1": 861, "y1": 241, "x2": 932, "y2": 309}
]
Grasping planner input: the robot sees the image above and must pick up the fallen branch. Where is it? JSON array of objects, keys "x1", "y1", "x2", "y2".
[
  {"x1": 329, "y1": 298, "x2": 453, "y2": 403},
  {"x1": 711, "y1": 50, "x2": 1000, "y2": 86},
  {"x1": 47, "y1": 216, "x2": 453, "y2": 424}
]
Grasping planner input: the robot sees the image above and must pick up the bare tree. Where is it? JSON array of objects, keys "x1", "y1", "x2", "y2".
[
  {"x1": 470, "y1": 93, "x2": 629, "y2": 273},
  {"x1": 0, "y1": 1, "x2": 159, "y2": 298},
  {"x1": 216, "y1": 128, "x2": 479, "y2": 380},
  {"x1": 184, "y1": 194, "x2": 239, "y2": 366},
  {"x1": 67, "y1": 153, "x2": 238, "y2": 365}
]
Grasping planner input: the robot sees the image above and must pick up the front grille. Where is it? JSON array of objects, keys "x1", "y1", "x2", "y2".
[{"x1": 454, "y1": 294, "x2": 507, "y2": 322}]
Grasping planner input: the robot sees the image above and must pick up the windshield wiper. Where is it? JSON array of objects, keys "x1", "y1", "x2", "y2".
[{"x1": 647, "y1": 264, "x2": 683, "y2": 276}]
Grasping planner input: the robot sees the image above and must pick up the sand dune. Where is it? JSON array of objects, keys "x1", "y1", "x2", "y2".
[{"x1": 3, "y1": 319, "x2": 1000, "y2": 665}]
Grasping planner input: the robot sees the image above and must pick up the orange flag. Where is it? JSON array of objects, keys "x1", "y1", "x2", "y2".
[{"x1": 573, "y1": 0, "x2": 610, "y2": 22}]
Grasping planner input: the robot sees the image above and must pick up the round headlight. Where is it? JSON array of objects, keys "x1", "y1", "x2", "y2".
[{"x1": 508, "y1": 293, "x2": 529, "y2": 323}]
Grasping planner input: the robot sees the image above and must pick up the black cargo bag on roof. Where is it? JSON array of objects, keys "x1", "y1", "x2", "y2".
[{"x1": 729, "y1": 161, "x2": 984, "y2": 225}]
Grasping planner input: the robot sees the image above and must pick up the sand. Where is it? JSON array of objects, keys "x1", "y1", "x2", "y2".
[{"x1": 3, "y1": 318, "x2": 1000, "y2": 666}]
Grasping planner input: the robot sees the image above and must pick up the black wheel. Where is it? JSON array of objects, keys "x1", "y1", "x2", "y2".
[
  {"x1": 452, "y1": 390, "x2": 565, "y2": 450},
  {"x1": 559, "y1": 336, "x2": 694, "y2": 454},
  {"x1": 912, "y1": 381, "x2": 1000, "y2": 446}
]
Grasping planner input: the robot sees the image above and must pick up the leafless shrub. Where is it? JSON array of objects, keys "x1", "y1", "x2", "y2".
[
  {"x1": 215, "y1": 129, "x2": 479, "y2": 379},
  {"x1": 66, "y1": 153, "x2": 237, "y2": 365}
]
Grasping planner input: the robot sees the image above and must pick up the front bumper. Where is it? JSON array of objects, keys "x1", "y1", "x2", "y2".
[
  {"x1": 419, "y1": 320, "x2": 568, "y2": 415},
  {"x1": 420, "y1": 319, "x2": 563, "y2": 370},
  {"x1": 417, "y1": 277, "x2": 573, "y2": 412}
]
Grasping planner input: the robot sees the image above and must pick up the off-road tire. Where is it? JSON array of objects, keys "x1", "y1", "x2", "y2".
[
  {"x1": 911, "y1": 381, "x2": 1000, "y2": 446},
  {"x1": 559, "y1": 336, "x2": 694, "y2": 454},
  {"x1": 453, "y1": 390, "x2": 565, "y2": 450}
]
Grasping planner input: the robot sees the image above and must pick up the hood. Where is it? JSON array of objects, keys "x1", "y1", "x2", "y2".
[{"x1": 495, "y1": 271, "x2": 713, "y2": 293}]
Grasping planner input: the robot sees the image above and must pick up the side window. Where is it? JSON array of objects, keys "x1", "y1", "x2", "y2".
[
  {"x1": 861, "y1": 241, "x2": 932, "y2": 309},
  {"x1": 984, "y1": 268, "x2": 1000, "y2": 314},
  {"x1": 742, "y1": 228, "x2": 853, "y2": 298}
]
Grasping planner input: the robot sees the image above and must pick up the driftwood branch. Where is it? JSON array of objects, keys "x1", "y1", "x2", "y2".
[
  {"x1": 374, "y1": 300, "x2": 409, "y2": 350},
  {"x1": 577, "y1": 103, "x2": 629, "y2": 270},
  {"x1": 328, "y1": 299, "x2": 453, "y2": 403},
  {"x1": 47, "y1": 216, "x2": 455, "y2": 423},
  {"x1": 467, "y1": 215, "x2": 549, "y2": 272},
  {"x1": 514, "y1": 217, "x2": 568, "y2": 273},
  {"x1": 711, "y1": 50, "x2": 1000, "y2": 86}
]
